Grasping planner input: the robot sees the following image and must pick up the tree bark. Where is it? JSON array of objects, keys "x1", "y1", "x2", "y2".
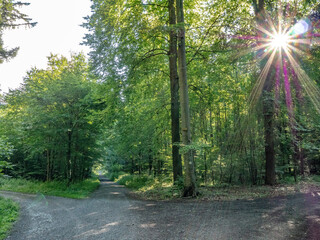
[
  {"x1": 67, "y1": 130, "x2": 72, "y2": 183},
  {"x1": 168, "y1": 0, "x2": 182, "y2": 183},
  {"x1": 176, "y1": 0, "x2": 197, "y2": 197},
  {"x1": 263, "y1": 84, "x2": 276, "y2": 185},
  {"x1": 46, "y1": 148, "x2": 51, "y2": 182},
  {"x1": 253, "y1": 0, "x2": 276, "y2": 185},
  {"x1": 291, "y1": 64, "x2": 306, "y2": 176}
]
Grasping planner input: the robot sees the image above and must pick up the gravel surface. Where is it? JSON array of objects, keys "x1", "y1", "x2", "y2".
[{"x1": 1, "y1": 177, "x2": 319, "y2": 240}]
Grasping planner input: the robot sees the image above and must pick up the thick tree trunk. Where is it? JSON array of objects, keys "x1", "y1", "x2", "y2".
[
  {"x1": 168, "y1": 0, "x2": 182, "y2": 183},
  {"x1": 262, "y1": 52, "x2": 276, "y2": 186},
  {"x1": 253, "y1": 0, "x2": 276, "y2": 185},
  {"x1": 176, "y1": 0, "x2": 197, "y2": 197},
  {"x1": 263, "y1": 87, "x2": 276, "y2": 185}
]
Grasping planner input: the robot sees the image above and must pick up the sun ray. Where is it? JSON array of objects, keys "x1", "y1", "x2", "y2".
[
  {"x1": 256, "y1": 25, "x2": 275, "y2": 39},
  {"x1": 286, "y1": 44, "x2": 306, "y2": 56},
  {"x1": 282, "y1": 58, "x2": 294, "y2": 120},
  {"x1": 274, "y1": 54, "x2": 282, "y2": 112},
  {"x1": 284, "y1": 48, "x2": 320, "y2": 113},
  {"x1": 270, "y1": 32, "x2": 290, "y2": 49},
  {"x1": 230, "y1": 2, "x2": 320, "y2": 117},
  {"x1": 289, "y1": 38, "x2": 312, "y2": 45},
  {"x1": 248, "y1": 49, "x2": 277, "y2": 107}
]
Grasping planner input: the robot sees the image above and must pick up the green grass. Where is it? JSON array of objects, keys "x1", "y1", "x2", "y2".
[
  {"x1": 0, "y1": 178, "x2": 100, "y2": 199},
  {"x1": 0, "y1": 197, "x2": 19, "y2": 240},
  {"x1": 115, "y1": 174, "x2": 183, "y2": 200},
  {"x1": 309, "y1": 175, "x2": 320, "y2": 184},
  {"x1": 114, "y1": 173, "x2": 320, "y2": 201},
  {"x1": 117, "y1": 174, "x2": 152, "y2": 189}
]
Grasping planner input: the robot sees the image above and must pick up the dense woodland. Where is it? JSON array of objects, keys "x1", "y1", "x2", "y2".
[{"x1": 1, "y1": 0, "x2": 320, "y2": 197}]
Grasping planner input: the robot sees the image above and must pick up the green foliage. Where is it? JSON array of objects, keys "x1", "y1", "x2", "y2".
[
  {"x1": 310, "y1": 175, "x2": 320, "y2": 183},
  {"x1": 0, "y1": 197, "x2": 19, "y2": 240},
  {"x1": 116, "y1": 174, "x2": 152, "y2": 190},
  {"x1": 81, "y1": 0, "x2": 320, "y2": 189},
  {"x1": 115, "y1": 174, "x2": 183, "y2": 199},
  {"x1": 0, "y1": 137, "x2": 13, "y2": 176},
  {"x1": 1, "y1": 0, "x2": 319, "y2": 197},
  {"x1": 1, "y1": 53, "x2": 102, "y2": 181},
  {"x1": 0, "y1": 178, "x2": 100, "y2": 199},
  {"x1": 0, "y1": 0, "x2": 36, "y2": 63},
  {"x1": 278, "y1": 176, "x2": 300, "y2": 185},
  {"x1": 108, "y1": 171, "x2": 126, "y2": 181}
]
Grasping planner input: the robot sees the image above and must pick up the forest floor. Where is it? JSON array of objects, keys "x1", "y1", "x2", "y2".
[{"x1": 0, "y1": 176, "x2": 319, "y2": 240}]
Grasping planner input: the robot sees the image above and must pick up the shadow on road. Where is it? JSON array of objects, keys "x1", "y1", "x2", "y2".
[{"x1": 1, "y1": 176, "x2": 319, "y2": 240}]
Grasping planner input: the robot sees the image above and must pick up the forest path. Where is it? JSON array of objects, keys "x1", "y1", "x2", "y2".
[{"x1": 1, "y1": 177, "x2": 319, "y2": 240}]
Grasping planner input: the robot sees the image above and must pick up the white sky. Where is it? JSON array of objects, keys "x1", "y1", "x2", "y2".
[{"x1": 0, "y1": 0, "x2": 92, "y2": 93}]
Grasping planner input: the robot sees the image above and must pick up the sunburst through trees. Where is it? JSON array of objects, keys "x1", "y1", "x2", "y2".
[
  {"x1": 229, "y1": 2, "x2": 320, "y2": 183},
  {"x1": 249, "y1": 4, "x2": 320, "y2": 113}
]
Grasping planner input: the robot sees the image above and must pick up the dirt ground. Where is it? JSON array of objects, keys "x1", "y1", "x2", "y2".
[{"x1": 1, "y1": 177, "x2": 319, "y2": 240}]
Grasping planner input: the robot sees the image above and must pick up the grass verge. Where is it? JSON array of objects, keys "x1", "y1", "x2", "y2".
[
  {"x1": 0, "y1": 178, "x2": 100, "y2": 199},
  {"x1": 114, "y1": 173, "x2": 320, "y2": 201},
  {"x1": 0, "y1": 197, "x2": 19, "y2": 240},
  {"x1": 114, "y1": 174, "x2": 183, "y2": 200}
]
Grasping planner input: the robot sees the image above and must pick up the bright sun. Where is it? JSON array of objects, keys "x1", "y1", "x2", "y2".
[{"x1": 271, "y1": 33, "x2": 289, "y2": 49}]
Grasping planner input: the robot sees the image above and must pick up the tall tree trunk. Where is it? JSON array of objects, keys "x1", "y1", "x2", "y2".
[
  {"x1": 263, "y1": 84, "x2": 276, "y2": 185},
  {"x1": 253, "y1": 0, "x2": 276, "y2": 185},
  {"x1": 46, "y1": 148, "x2": 51, "y2": 182},
  {"x1": 291, "y1": 66, "x2": 306, "y2": 177},
  {"x1": 169, "y1": 0, "x2": 182, "y2": 183},
  {"x1": 67, "y1": 130, "x2": 72, "y2": 183},
  {"x1": 176, "y1": 0, "x2": 197, "y2": 197}
]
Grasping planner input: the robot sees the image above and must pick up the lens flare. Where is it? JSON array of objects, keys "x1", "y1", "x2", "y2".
[
  {"x1": 271, "y1": 33, "x2": 289, "y2": 49},
  {"x1": 292, "y1": 20, "x2": 310, "y2": 35},
  {"x1": 230, "y1": 3, "x2": 320, "y2": 113},
  {"x1": 225, "y1": 2, "x2": 320, "y2": 159}
]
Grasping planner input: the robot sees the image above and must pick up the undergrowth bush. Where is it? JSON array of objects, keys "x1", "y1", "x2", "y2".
[
  {"x1": 115, "y1": 174, "x2": 184, "y2": 199},
  {"x1": 108, "y1": 171, "x2": 126, "y2": 181},
  {"x1": 116, "y1": 174, "x2": 152, "y2": 190},
  {"x1": 310, "y1": 175, "x2": 320, "y2": 183}
]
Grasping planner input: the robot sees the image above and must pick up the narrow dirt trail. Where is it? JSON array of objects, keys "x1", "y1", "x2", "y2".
[{"x1": 1, "y1": 177, "x2": 319, "y2": 240}]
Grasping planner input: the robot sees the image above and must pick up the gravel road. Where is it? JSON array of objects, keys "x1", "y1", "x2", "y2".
[{"x1": 1, "y1": 177, "x2": 319, "y2": 240}]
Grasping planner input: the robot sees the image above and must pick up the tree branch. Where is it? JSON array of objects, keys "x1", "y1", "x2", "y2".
[{"x1": 187, "y1": 13, "x2": 224, "y2": 65}]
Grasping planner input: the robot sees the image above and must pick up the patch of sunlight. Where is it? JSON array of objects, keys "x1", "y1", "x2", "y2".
[
  {"x1": 74, "y1": 222, "x2": 119, "y2": 238},
  {"x1": 287, "y1": 220, "x2": 295, "y2": 229},
  {"x1": 86, "y1": 212, "x2": 98, "y2": 216},
  {"x1": 110, "y1": 192, "x2": 121, "y2": 195},
  {"x1": 140, "y1": 183, "x2": 159, "y2": 192},
  {"x1": 162, "y1": 182, "x2": 172, "y2": 188},
  {"x1": 140, "y1": 223, "x2": 156, "y2": 228},
  {"x1": 103, "y1": 222, "x2": 119, "y2": 227},
  {"x1": 110, "y1": 184, "x2": 125, "y2": 188},
  {"x1": 307, "y1": 215, "x2": 320, "y2": 223},
  {"x1": 128, "y1": 206, "x2": 144, "y2": 210},
  {"x1": 145, "y1": 203, "x2": 156, "y2": 207}
]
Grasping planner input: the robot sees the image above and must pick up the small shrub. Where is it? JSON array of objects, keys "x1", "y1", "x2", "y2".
[
  {"x1": 116, "y1": 174, "x2": 151, "y2": 190},
  {"x1": 108, "y1": 171, "x2": 126, "y2": 181}
]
